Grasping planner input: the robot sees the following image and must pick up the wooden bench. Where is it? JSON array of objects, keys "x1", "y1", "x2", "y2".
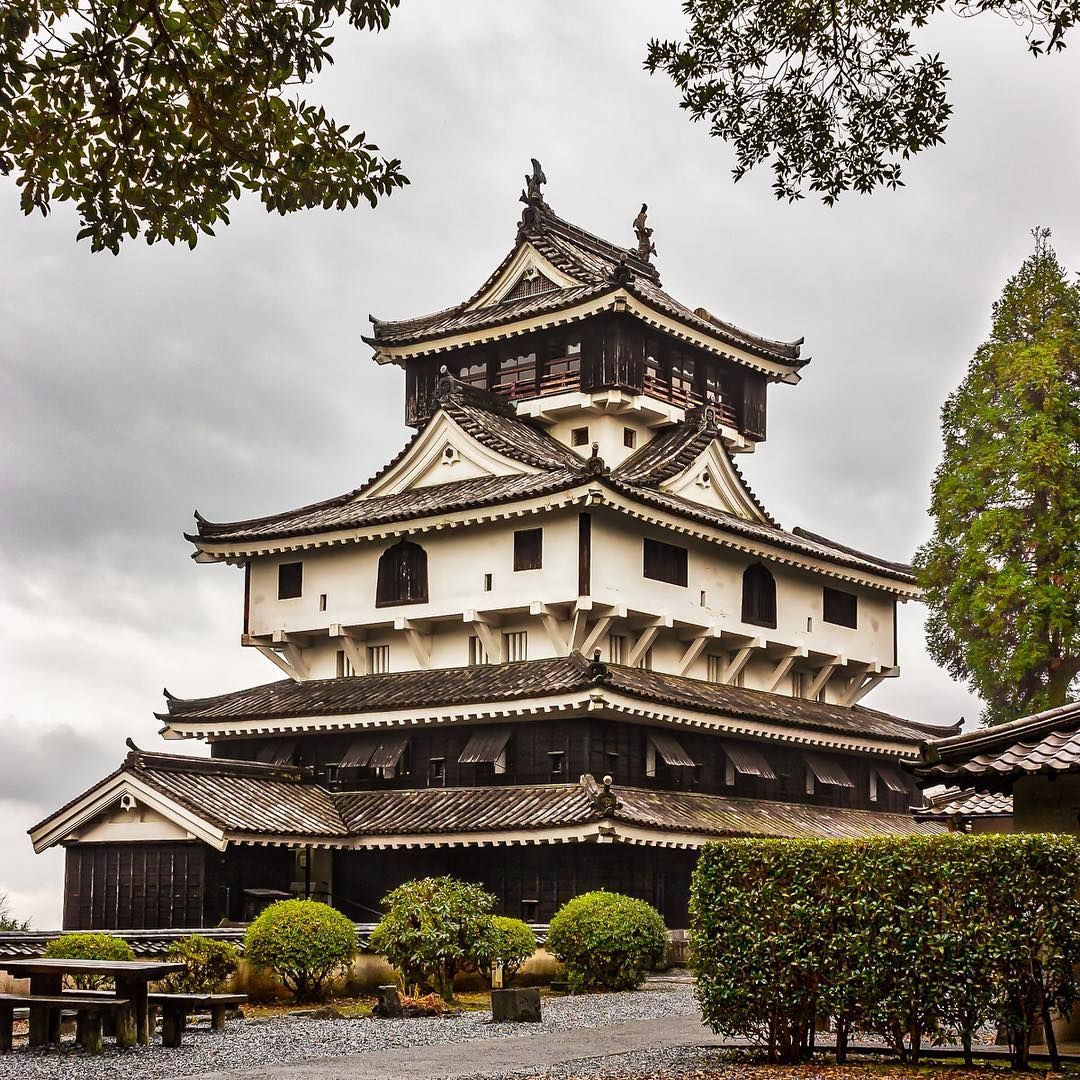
[
  {"x1": 0, "y1": 993, "x2": 134, "y2": 1054},
  {"x1": 147, "y1": 993, "x2": 247, "y2": 1047}
]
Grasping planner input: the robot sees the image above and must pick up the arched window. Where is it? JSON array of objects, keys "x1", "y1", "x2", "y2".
[
  {"x1": 376, "y1": 541, "x2": 428, "y2": 607},
  {"x1": 742, "y1": 562, "x2": 776, "y2": 629}
]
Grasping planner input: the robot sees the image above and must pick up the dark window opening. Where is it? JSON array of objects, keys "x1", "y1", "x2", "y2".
[
  {"x1": 514, "y1": 528, "x2": 543, "y2": 571},
  {"x1": 376, "y1": 540, "x2": 429, "y2": 607},
  {"x1": 453, "y1": 354, "x2": 488, "y2": 388},
  {"x1": 571, "y1": 426, "x2": 589, "y2": 447},
  {"x1": 541, "y1": 340, "x2": 581, "y2": 396},
  {"x1": 495, "y1": 349, "x2": 537, "y2": 398},
  {"x1": 483, "y1": 572, "x2": 493, "y2": 591},
  {"x1": 742, "y1": 562, "x2": 777, "y2": 628},
  {"x1": 823, "y1": 586, "x2": 858, "y2": 628},
  {"x1": 623, "y1": 427, "x2": 637, "y2": 449},
  {"x1": 278, "y1": 562, "x2": 303, "y2": 600},
  {"x1": 429, "y1": 758, "x2": 445, "y2": 785},
  {"x1": 643, "y1": 538, "x2": 688, "y2": 587},
  {"x1": 318, "y1": 593, "x2": 327, "y2": 611},
  {"x1": 549, "y1": 751, "x2": 565, "y2": 778}
]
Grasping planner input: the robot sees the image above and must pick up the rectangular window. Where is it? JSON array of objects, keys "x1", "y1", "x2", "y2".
[
  {"x1": 549, "y1": 751, "x2": 565, "y2": 779},
  {"x1": 643, "y1": 538, "x2": 688, "y2": 587},
  {"x1": 319, "y1": 593, "x2": 328, "y2": 612},
  {"x1": 823, "y1": 586, "x2": 858, "y2": 628},
  {"x1": 429, "y1": 758, "x2": 446, "y2": 785},
  {"x1": 277, "y1": 561, "x2": 302, "y2": 600},
  {"x1": 367, "y1": 644, "x2": 390, "y2": 674},
  {"x1": 336, "y1": 650, "x2": 355, "y2": 678},
  {"x1": 483, "y1": 572, "x2": 493, "y2": 591},
  {"x1": 607, "y1": 635, "x2": 626, "y2": 664},
  {"x1": 637, "y1": 647, "x2": 653, "y2": 671},
  {"x1": 707, "y1": 655, "x2": 725, "y2": 684},
  {"x1": 623, "y1": 427, "x2": 637, "y2": 449},
  {"x1": 468, "y1": 635, "x2": 489, "y2": 666},
  {"x1": 513, "y1": 528, "x2": 543, "y2": 571},
  {"x1": 571, "y1": 426, "x2": 589, "y2": 447},
  {"x1": 504, "y1": 631, "x2": 528, "y2": 663}
]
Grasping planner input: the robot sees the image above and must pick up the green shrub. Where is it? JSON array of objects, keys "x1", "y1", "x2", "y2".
[
  {"x1": 547, "y1": 891, "x2": 667, "y2": 994},
  {"x1": 43, "y1": 932, "x2": 135, "y2": 990},
  {"x1": 163, "y1": 935, "x2": 239, "y2": 993},
  {"x1": 369, "y1": 876, "x2": 497, "y2": 1001},
  {"x1": 691, "y1": 834, "x2": 1080, "y2": 1069},
  {"x1": 475, "y1": 916, "x2": 538, "y2": 983},
  {"x1": 243, "y1": 899, "x2": 356, "y2": 1002}
]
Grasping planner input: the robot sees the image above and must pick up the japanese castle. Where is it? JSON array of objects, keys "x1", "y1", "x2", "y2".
[{"x1": 32, "y1": 166, "x2": 953, "y2": 931}]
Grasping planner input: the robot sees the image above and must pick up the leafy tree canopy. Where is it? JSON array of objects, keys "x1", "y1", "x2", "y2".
[
  {"x1": 0, "y1": 0, "x2": 407, "y2": 252},
  {"x1": 0, "y1": 893, "x2": 29, "y2": 932},
  {"x1": 646, "y1": 0, "x2": 1079, "y2": 204},
  {"x1": 915, "y1": 228, "x2": 1080, "y2": 724}
]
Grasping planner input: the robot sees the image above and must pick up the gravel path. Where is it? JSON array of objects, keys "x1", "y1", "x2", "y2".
[{"x1": 0, "y1": 987, "x2": 699, "y2": 1080}]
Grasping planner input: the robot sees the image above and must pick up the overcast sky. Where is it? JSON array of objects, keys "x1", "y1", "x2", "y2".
[{"x1": 2, "y1": 1, "x2": 1078, "y2": 928}]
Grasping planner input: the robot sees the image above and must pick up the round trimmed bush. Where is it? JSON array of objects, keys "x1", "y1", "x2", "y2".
[
  {"x1": 369, "y1": 876, "x2": 497, "y2": 1000},
  {"x1": 243, "y1": 899, "x2": 356, "y2": 1002},
  {"x1": 163, "y1": 934, "x2": 239, "y2": 993},
  {"x1": 547, "y1": 891, "x2": 667, "y2": 993},
  {"x1": 43, "y1": 932, "x2": 135, "y2": 989},
  {"x1": 475, "y1": 916, "x2": 538, "y2": 983}
]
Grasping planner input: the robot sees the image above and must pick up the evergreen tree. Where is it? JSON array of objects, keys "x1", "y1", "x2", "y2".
[{"x1": 916, "y1": 229, "x2": 1080, "y2": 724}]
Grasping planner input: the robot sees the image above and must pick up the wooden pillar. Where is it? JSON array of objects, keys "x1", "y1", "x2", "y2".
[
  {"x1": 77, "y1": 1010, "x2": 104, "y2": 1054},
  {"x1": 0, "y1": 1004, "x2": 13, "y2": 1053}
]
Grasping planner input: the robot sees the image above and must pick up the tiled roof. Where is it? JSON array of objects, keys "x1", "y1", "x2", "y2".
[
  {"x1": 368, "y1": 203, "x2": 803, "y2": 368},
  {"x1": 915, "y1": 787, "x2": 1013, "y2": 819},
  {"x1": 159, "y1": 654, "x2": 954, "y2": 746},
  {"x1": 911, "y1": 701, "x2": 1080, "y2": 787},
  {"x1": 127, "y1": 749, "x2": 348, "y2": 838},
  {"x1": 190, "y1": 469, "x2": 583, "y2": 544},
  {"x1": 607, "y1": 478, "x2": 916, "y2": 584},
  {"x1": 614, "y1": 417, "x2": 719, "y2": 486}
]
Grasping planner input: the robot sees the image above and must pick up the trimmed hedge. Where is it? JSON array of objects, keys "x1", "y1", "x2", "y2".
[
  {"x1": 163, "y1": 934, "x2": 239, "y2": 993},
  {"x1": 548, "y1": 891, "x2": 667, "y2": 993},
  {"x1": 244, "y1": 899, "x2": 357, "y2": 1002},
  {"x1": 475, "y1": 916, "x2": 538, "y2": 983},
  {"x1": 691, "y1": 834, "x2": 1080, "y2": 1068},
  {"x1": 42, "y1": 932, "x2": 135, "y2": 990},
  {"x1": 369, "y1": 876, "x2": 497, "y2": 1000}
]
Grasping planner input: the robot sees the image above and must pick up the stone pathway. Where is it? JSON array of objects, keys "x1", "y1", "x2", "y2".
[{"x1": 175, "y1": 1015, "x2": 725, "y2": 1080}]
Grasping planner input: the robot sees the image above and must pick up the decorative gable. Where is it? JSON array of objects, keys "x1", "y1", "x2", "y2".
[
  {"x1": 465, "y1": 242, "x2": 580, "y2": 310},
  {"x1": 661, "y1": 441, "x2": 772, "y2": 522},
  {"x1": 361, "y1": 410, "x2": 538, "y2": 498},
  {"x1": 503, "y1": 264, "x2": 560, "y2": 302}
]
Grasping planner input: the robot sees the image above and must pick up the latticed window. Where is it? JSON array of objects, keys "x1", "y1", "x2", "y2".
[
  {"x1": 504, "y1": 631, "x2": 527, "y2": 662},
  {"x1": 277, "y1": 561, "x2": 303, "y2": 600},
  {"x1": 504, "y1": 267, "x2": 558, "y2": 302},
  {"x1": 742, "y1": 563, "x2": 776, "y2": 628},
  {"x1": 706, "y1": 654, "x2": 724, "y2": 683},
  {"x1": 514, "y1": 528, "x2": 543, "y2": 571},
  {"x1": 367, "y1": 644, "x2": 390, "y2": 674},
  {"x1": 468, "y1": 635, "x2": 489, "y2": 666},
  {"x1": 643, "y1": 538, "x2": 688, "y2": 587},
  {"x1": 376, "y1": 540, "x2": 428, "y2": 607},
  {"x1": 607, "y1": 635, "x2": 626, "y2": 664},
  {"x1": 823, "y1": 586, "x2": 858, "y2": 628}
]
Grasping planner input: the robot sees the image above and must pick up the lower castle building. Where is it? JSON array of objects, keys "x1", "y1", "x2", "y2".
[{"x1": 31, "y1": 169, "x2": 953, "y2": 930}]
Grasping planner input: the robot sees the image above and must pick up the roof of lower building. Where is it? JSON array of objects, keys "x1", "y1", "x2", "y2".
[
  {"x1": 909, "y1": 700, "x2": 1080, "y2": 788},
  {"x1": 914, "y1": 787, "x2": 1013, "y2": 820},
  {"x1": 365, "y1": 195, "x2": 805, "y2": 369},
  {"x1": 31, "y1": 747, "x2": 942, "y2": 854},
  {"x1": 158, "y1": 653, "x2": 955, "y2": 746}
]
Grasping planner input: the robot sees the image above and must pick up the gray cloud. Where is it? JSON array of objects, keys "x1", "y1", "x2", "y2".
[{"x1": 2, "y1": 0, "x2": 1078, "y2": 924}]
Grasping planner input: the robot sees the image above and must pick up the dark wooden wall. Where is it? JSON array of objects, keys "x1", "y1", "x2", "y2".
[
  {"x1": 334, "y1": 843, "x2": 699, "y2": 926},
  {"x1": 216, "y1": 718, "x2": 914, "y2": 816},
  {"x1": 64, "y1": 843, "x2": 207, "y2": 930}
]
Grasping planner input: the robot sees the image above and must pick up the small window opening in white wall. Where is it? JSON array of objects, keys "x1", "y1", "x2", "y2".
[
  {"x1": 607, "y1": 635, "x2": 626, "y2": 664},
  {"x1": 807, "y1": 616, "x2": 813, "y2": 633},
  {"x1": 623, "y1": 427, "x2": 636, "y2": 449},
  {"x1": 700, "y1": 589, "x2": 707, "y2": 607},
  {"x1": 504, "y1": 631, "x2": 527, "y2": 663},
  {"x1": 707, "y1": 655, "x2": 724, "y2": 683},
  {"x1": 468, "y1": 635, "x2": 489, "y2": 666},
  {"x1": 571, "y1": 426, "x2": 589, "y2": 447},
  {"x1": 336, "y1": 649, "x2": 356, "y2": 678},
  {"x1": 367, "y1": 644, "x2": 390, "y2": 674},
  {"x1": 483, "y1": 573, "x2": 493, "y2": 592},
  {"x1": 319, "y1": 593, "x2": 327, "y2": 612}
]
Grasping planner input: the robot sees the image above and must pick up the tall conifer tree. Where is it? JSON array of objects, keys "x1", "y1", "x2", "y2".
[{"x1": 916, "y1": 230, "x2": 1080, "y2": 724}]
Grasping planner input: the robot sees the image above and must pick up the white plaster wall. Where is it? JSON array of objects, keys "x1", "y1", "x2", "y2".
[
  {"x1": 248, "y1": 512, "x2": 581, "y2": 640},
  {"x1": 590, "y1": 514, "x2": 896, "y2": 671},
  {"x1": 544, "y1": 414, "x2": 658, "y2": 469}
]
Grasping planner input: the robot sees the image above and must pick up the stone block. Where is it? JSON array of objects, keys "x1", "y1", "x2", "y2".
[{"x1": 491, "y1": 987, "x2": 541, "y2": 1023}]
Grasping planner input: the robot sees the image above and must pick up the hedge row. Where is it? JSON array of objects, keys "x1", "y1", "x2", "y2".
[{"x1": 690, "y1": 834, "x2": 1080, "y2": 1069}]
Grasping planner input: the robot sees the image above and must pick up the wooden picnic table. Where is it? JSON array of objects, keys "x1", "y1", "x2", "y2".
[{"x1": 0, "y1": 958, "x2": 184, "y2": 1046}]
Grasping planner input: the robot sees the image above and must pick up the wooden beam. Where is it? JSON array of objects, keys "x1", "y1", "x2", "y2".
[
  {"x1": 464, "y1": 612, "x2": 502, "y2": 662},
  {"x1": 255, "y1": 645, "x2": 305, "y2": 682},
  {"x1": 580, "y1": 616, "x2": 614, "y2": 660},
  {"x1": 806, "y1": 661, "x2": 839, "y2": 701},
  {"x1": 765, "y1": 648, "x2": 805, "y2": 693},
  {"x1": 530, "y1": 602, "x2": 568, "y2": 655},
  {"x1": 394, "y1": 618, "x2": 431, "y2": 668},
  {"x1": 627, "y1": 625, "x2": 661, "y2": 667},
  {"x1": 569, "y1": 608, "x2": 591, "y2": 653},
  {"x1": 721, "y1": 646, "x2": 754, "y2": 685},
  {"x1": 330, "y1": 624, "x2": 367, "y2": 675},
  {"x1": 675, "y1": 634, "x2": 712, "y2": 676},
  {"x1": 843, "y1": 673, "x2": 887, "y2": 707}
]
